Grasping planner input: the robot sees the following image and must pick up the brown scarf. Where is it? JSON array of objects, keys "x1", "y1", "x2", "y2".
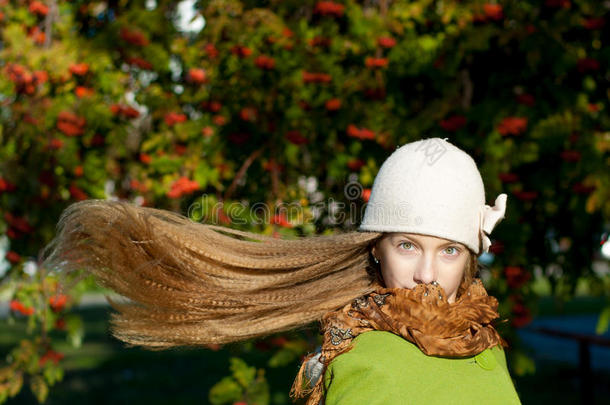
[{"x1": 291, "y1": 278, "x2": 507, "y2": 405}]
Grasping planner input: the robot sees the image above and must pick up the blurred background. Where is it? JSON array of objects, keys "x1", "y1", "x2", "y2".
[{"x1": 0, "y1": 0, "x2": 609, "y2": 404}]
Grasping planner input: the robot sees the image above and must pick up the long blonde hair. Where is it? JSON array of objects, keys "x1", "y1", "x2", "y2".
[{"x1": 41, "y1": 199, "x2": 385, "y2": 348}]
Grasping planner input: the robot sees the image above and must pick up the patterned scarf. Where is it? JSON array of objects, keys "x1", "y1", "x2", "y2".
[{"x1": 291, "y1": 278, "x2": 507, "y2": 405}]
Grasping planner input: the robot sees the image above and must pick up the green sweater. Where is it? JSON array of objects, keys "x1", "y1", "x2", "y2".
[{"x1": 323, "y1": 331, "x2": 522, "y2": 404}]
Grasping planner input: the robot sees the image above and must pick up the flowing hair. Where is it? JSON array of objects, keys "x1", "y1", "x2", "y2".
[{"x1": 40, "y1": 199, "x2": 385, "y2": 348}]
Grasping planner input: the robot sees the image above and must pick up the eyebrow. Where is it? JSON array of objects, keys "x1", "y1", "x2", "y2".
[{"x1": 390, "y1": 234, "x2": 459, "y2": 247}]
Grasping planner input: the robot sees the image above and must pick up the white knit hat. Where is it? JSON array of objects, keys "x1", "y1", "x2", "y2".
[{"x1": 359, "y1": 137, "x2": 507, "y2": 255}]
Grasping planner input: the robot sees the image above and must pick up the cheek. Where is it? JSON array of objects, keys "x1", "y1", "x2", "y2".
[
  {"x1": 379, "y1": 256, "x2": 416, "y2": 288},
  {"x1": 443, "y1": 257, "x2": 469, "y2": 293}
]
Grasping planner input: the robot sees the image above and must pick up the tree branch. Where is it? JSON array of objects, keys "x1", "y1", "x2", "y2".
[
  {"x1": 222, "y1": 145, "x2": 266, "y2": 201},
  {"x1": 43, "y1": 0, "x2": 58, "y2": 49},
  {"x1": 460, "y1": 69, "x2": 473, "y2": 110}
]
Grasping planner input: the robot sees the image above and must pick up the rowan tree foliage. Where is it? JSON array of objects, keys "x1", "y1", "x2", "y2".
[{"x1": 0, "y1": 0, "x2": 608, "y2": 403}]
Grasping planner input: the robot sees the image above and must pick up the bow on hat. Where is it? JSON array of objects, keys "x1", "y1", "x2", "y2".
[{"x1": 479, "y1": 194, "x2": 507, "y2": 254}]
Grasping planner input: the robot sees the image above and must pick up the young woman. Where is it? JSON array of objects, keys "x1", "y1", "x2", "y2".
[{"x1": 42, "y1": 137, "x2": 521, "y2": 404}]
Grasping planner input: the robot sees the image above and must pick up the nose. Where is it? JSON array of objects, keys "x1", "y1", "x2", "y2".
[{"x1": 413, "y1": 256, "x2": 437, "y2": 284}]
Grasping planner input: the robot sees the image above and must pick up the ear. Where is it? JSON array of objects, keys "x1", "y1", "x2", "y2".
[{"x1": 371, "y1": 244, "x2": 378, "y2": 259}]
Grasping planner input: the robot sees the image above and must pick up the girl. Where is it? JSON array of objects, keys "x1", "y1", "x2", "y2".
[{"x1": 42, "y1": 137, "x2": 521, "y2": 404}]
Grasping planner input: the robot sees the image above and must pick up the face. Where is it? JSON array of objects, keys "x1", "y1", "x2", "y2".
[{"x1": 371, "y1": 233, "x2": 470, "y2": 303}]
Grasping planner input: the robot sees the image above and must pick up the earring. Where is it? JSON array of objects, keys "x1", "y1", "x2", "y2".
[{"x1": 373, "y1": 256, "x2": 379, "y2": 264}]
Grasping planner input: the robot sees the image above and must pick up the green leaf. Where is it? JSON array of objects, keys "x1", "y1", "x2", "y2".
[
  {"x1": 230, "y1": 357, "x2": 256, "y2": 388},
  {"x1": 267, "y1": 348, "x2": 296, "y2": 368},
  {"x1": 596, "y1": 306, "x2": 610, "y2": 335},
  {"x1": 43, "y1": 365, "x2": 64, "y2": 386},
  {"x1": 208, "y1": 376, "x2": 242, "y2": 405},
  {"x1": 29, "y1": 376, "x2": 49, "y2": 404},
  {"x1": 247, "y1": 369, "x2": 270, "y2": 405},
  {"x1": 150, "y1": 156, "x2": 183, "y2": 175},
  {"x1": 65, "y1": 315, "x2": 84, "y2": 348},
  {"x1": 510, "y1": 350, "x2": 536, "y2": 377},
  {"x1": 7, "y1": 371, "x2": 23, "y2": 397},
  {"x1": 193, "y1": 162, "x2": 212, "y2": 190}
]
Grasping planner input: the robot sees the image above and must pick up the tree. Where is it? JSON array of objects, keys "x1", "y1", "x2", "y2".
[{"x1": 1, "y1": 0, "x2": 608, "y2": 402}]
